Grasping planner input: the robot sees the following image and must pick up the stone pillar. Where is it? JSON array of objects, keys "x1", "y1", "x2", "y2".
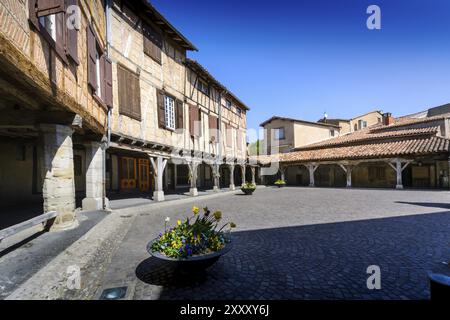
[
  {"x1": 251, "y1": 166, "x2": 256, "y2": 185},
  {"x1": 395, "y1": 159, "x2": 403, "y2": 189},
  {"x1": 213, "y1": 163, "x2": 220, "y2": 192},
  {"x1": 40, "y1": 124, "x2": 77, "y2": 231},
  {"x1": 229, "y1": 164, "x2": 235, "y2": 190},
  {"x1": 150, "y1": 156, "x2": 167, "y2": 201},
  {"x1": 241, "y1": 165, "x2": 246, "y2": 186},
  {"x1": 82, "y1": 142, "x2": 108, "y2": 211},
  {"x1": 308, "y1": 164, "x2": 318, "y2": 187},
  {"x1": 188, "y1": 161, "x2": 199, "y2": 196}
]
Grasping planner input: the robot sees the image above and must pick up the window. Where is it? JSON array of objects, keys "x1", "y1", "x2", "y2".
[
  {"x1": 330, "y1": 129, "x2": 335, "y2": 137},
  {"x1": 197, "y1": 79, "x2": 209, "y2": 95},
  {"x1": 143, "y1": 22, "x2": 162, "y2": 63},
  {"x1": 225, "y1": 99, "x2": 232, "y2": 109},
  {"x1": 164, "y1": 96, "x2": 175, "y2": 130},
  {"x1": 117, "y1": 64, "x2": 141, "y2": 120},
  {"x1": 16, "y1": 145, "x2": 26, "y2": 161},
  {"x1": 29, "y1": 1, "x2": 79, "y2": 64},
  {"x1": 39, "y1": 14, "x2": 56, "y2": 40},
  {"x1": 95, "y1": 50, "x2": 102, "y2": 99},
  {"x1": 189, "y1": 105, "x2": 202, "y2": 137},
  {"x1": 274, "y1": 127, "x2": 285, "y2": 140},
  {"x1": 236, "y1": 107, "x2": 242, "y2": 116}
]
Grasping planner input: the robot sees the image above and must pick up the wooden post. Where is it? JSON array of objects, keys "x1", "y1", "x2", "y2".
[
  {"x1": 188, "y1": 161, "x2": 199, "y2": 196},
  {"x1": 150, "y1": 156, "x2": 167, "y2": 201},
  {"x1": 387, "y1": 159, "x2": 412, "y2": 190},
  {"x1": 241, "y1": 165, "x2": 246, "y2": 186},
  {"x1": 338, "y1": 164, "x2": 353, "y2": 188},
  {"x1": 213, "y1": 163, "x2": 220, "y2": 192},
  {"x1": 251, "y1": 166, "x2": 256, "y2": 185},
  {"x1": 308, "y1": 164, "x2": 319, "y2": 187}
]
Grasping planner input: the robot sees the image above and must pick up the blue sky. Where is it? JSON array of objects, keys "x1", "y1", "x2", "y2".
[{"x1": 152, "y1": 0, "x2": 450, "y2": 134}]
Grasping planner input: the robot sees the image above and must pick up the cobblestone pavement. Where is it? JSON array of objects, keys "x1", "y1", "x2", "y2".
[{"x1": 98, "y1": 187, "x2": 450, "y2": 300}]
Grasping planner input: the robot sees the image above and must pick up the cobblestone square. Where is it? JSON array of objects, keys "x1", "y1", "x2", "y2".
[{"x1": 97, "y1": 187, "x2": 450, "y2": 300}]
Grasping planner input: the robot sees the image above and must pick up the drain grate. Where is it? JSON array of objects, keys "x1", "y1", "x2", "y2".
[{"x1": 99, "y1": 287, "x2": 127, "y2": 300}]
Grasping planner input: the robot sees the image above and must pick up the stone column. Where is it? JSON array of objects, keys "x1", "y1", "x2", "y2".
[
  {"x1": 150, "y1": 156, "x2": 167, "y2": 201},
  {"x1": 229, "y1": 164, "x2": 235, "y2": 190},
  {"x1": 213, "y1": 163, "x2": 220, "y2": 192},
  {"x1": 188, "y1": 161, "x2": 199, "y2": 196},
  {"x1": 40, "y1": 124, "x2": 77, "y2": 231},
  {"x1": 308, "y1": 164, "x2": 318, "y2": 187},
  {"x1": 251, "y1": 166, "x2": 256, "y2": 185},
  {"x1": 82, "y1": 142, "x2": 108, "y2": 211},
  {"x1": 346, "y1": 166, "x2": 353, "y2": 188}
]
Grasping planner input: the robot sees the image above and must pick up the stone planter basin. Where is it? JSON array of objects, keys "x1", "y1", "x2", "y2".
[
  {"x1": 241, "y1": 188, "x2": 255, "y2": 195},
  {"x1": 147, "y1": 238, "x2": 232, "y2": 272}
]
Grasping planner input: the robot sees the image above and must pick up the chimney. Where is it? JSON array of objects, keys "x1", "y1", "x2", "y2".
[{"x1": 383, "y1": 112, "x2": 394, "y2": 126}]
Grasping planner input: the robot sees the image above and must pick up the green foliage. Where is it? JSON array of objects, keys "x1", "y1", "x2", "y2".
[
  {"x1": 151, "y1": 206, "x2": 236, "y2": 259},
  {"x1": 274, "y1": 179, "x2": 286, "y2": 185}
]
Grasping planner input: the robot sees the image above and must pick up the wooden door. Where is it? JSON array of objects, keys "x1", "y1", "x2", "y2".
[
  {"x1": 120, "y1": 157, "x2": 137, "y2": 190},
  {"x1": 138, "y1": 159, "x2": 150, "y2": 192}
]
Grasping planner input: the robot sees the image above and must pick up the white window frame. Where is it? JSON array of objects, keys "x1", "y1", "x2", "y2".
[
  {"x1": 95, "y1": 50, "x2": 102, "y2": 99},
  {"x1": 39, "y1": 14, "x2": 56, "y2": 41},
  {"x1": 164, "y1": 95, "x2": 175, "y2": 130}
]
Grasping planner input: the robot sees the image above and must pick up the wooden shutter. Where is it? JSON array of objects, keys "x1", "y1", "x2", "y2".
[
  {"x1": 87, "y1": 25, "x2": 97, "y2": 90},
  {"x1": 143, "y1": 23, "x2": 162, "y2": 63},
  {"x1": 103, "y1": 57, "x2": 113, "y2": 108},
  {"x1": 55, "y1": 12, "x2": 65, "y2": 55},
  {"x1": 189, "y1": 105, "x2": 201, "y2": 137},
  {"x1": 209, "y1": 115, "x2": 217, "y2": 142},
  {"x1": 36, "y1": 0, "x2": 65, "y2": 17},
  {"x1": 176, "y1": 100, "x2": 184, "y2": 129},
  {"x1": 117, "y1": 64, "x2": 129, "y2": 116},
  {"x1": 157, "y1": 90, "x2": 165, "y2": 128},
  {"x1": 131, "y1": 72, "x2": 141, "y2": 119},
  {"x1": 65, "y1": 0, "x2": 79, "y2": 64},
  {"x1": 28, "y1": 0, "x2": 40, "y2": 30}
]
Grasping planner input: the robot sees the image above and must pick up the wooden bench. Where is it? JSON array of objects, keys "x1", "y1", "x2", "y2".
[{"x1": 0, "y1": 211, "x2": 58, "y2": 243}]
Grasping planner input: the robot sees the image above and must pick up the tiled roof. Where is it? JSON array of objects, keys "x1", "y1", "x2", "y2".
[
  {"x1": 278, "y1": 136, "x2": 449, "y2": 163},
  {"x1": 256, "y1": 114, "x2": 450, "y2": 164},
  {"x1": 295, "y1": 126, "x2": 440, "y2": 150}
]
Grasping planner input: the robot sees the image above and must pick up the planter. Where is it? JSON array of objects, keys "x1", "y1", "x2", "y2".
[
  {"x1": 147, "y1": 238, "x2": 233, "y2": 272},
  {"x1": 241, "y1": 188, "x2": 255, "y2": 195},
  {"x1": 275, "y1": 184, "x2": 285, "y2": 188}
]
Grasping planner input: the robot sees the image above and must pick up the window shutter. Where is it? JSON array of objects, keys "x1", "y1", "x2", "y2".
[
  {"x1": 36, "y1": 0, "x2": 65, "y2": 17},
  {"x1": 176, "y1": 100, "x2": 184, "y2": 129},
  {"x1": 157, "y1": 90, "x2": 165, "y2": 128},
  {"x1": 65, "y1": 0, "x2": 79, "y2": 64},
  {"x1": 189, "y1": 105, "x2": 201, "y2": 137},
  {"x1": 87, "y1": 25, "x2": 97, "y2": 90},
  {"x1": 131, "y1": 72, "x2": 141, "y2": 119},
  {"x1": 28, "y1": 0, "x2": 40, "y2": 30},
  {"x1": 117, "y1": 64, "x2": 128, "y2": 116},
  {"x1": 143, "y1": 23, "x2": 162, "y2": 64},
  {"x1": 103, "y1": 57, "x2": 113, "y2": 108},
  {"x1": 209, "y1": 115, "x2": 217, "y2": 142},
  {"x1": 55, "y1": 12, "x2": 65, "y2": 52}
]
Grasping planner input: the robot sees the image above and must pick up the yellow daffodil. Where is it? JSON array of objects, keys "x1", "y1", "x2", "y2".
[
  {"x1": 192, "y1": 206, "x2": 200, "y2": 215},
  {"x1": 177, "y1": 220, "x2": 182, "y2": 226},
  {"x1": 213, "y1": 211, "x2": 222, "y2": 221}
]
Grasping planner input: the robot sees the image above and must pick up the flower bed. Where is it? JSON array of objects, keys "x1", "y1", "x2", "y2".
[
  {"x1": 150, "y1": 206, "x2": 236, "y2": 259},
  {"x1": 274, "y1": 179, "x2": 286, "y2": 187},
  {"x1": 241, "y1": 182, "x2": 256, "y2": 195}
]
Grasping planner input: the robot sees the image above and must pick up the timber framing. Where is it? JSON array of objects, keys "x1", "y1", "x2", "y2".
[{"x1": 0, "y1": 32, "x2": 105, "y2": 135}]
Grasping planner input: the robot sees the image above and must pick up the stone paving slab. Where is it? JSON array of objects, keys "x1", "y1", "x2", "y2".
[{"x1": 96, "y1": 187, "x2": 450, "y2": 300}]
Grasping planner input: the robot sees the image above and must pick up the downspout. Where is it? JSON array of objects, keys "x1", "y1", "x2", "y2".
[{"x1": 103, "y1": 0, "x2": 112, "y2": 210}]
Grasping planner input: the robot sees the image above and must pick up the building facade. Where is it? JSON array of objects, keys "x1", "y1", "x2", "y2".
[
  {"x1": 0, "y1": 0, "x2": 111, "y2": 230},
  {"x1": 260, "y1": 112, "x2": 450, "y2": 190},
  {"x1": 260, "y1": 116, "x2": 341, "y2": 154}
]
